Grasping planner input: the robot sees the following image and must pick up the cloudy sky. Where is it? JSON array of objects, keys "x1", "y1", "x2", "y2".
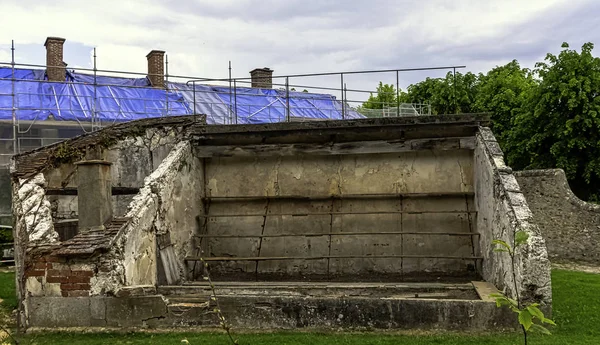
[{"x1": 0, "y1": 0, "x2": 598, "y2": 102}]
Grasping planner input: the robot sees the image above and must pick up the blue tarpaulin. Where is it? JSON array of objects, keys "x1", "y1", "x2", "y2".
[{"x1": 0, "y1": 67, "x2": 362, "y2": 124}]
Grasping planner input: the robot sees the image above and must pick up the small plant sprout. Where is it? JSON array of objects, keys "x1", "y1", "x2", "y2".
[{"x1": 491, "y1": 230, "x2": 555, "y2": 344}]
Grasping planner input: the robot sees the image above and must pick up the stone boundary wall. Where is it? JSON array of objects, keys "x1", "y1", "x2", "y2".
[
  {"x1": 515, "y1": 169, "x2": 600, "y2": 264},
  {"x1": 474, "y1": 127, "x2": 552, "y2": 306}
]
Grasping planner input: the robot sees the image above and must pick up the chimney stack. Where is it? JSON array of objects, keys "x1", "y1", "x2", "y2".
[
  {"x1": 146, "y1": 50, "x2": 165, "y2": 88},
  {"x1": 75, "y1": 147, "x2": 112, "y2": 232},
  {"x1": 250, "y1": 68, "x2": 273, "y2": 89},
  {"x1": 44, "y1": 37, "x2": 66, "y2": 82}
]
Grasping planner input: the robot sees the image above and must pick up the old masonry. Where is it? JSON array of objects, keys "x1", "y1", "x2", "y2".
[{"x1": 11, "y1": 114, "x2": 552, "y2": 329}]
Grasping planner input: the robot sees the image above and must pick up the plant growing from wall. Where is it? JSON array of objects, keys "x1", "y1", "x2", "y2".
[
  {"x1": 197, "y1": 251, "x2": 239, "y2": 345},
  {"x1": 491, "y1": 231, "x2": 555, "y2": 344}
]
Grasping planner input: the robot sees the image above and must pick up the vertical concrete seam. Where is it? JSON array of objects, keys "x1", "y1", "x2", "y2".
[
  {"x1": 327, "y1": 197, "x2": 334, "y2": 279},
  {"x1": 465, "y1": 194, "x2": 477, "y2": 275},
  {"x1": 255, "y1": 198, "x2": 270, "y2": 278}
]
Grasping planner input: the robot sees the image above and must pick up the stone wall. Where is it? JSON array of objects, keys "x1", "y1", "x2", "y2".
[
  {"x1": 515, "y1": 169, "x2": 600, "y2": 264},
  {"x1": 119, "y1": 140, "x2": 202, "y2": 286},
  {"x1": 474, "y1": 127, "x2": 552, "y2": 305},
  {"x1": 45, "y1": 127, "x2": 179, "y2": 222}
]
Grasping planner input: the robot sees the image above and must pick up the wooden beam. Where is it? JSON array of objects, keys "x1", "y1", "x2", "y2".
[
  {"x1": 195, "y1": 137, "x2": 476, "y2": 158},
  {"x1": 45, "y1": 186, "x2": 140, "y2": 196}
]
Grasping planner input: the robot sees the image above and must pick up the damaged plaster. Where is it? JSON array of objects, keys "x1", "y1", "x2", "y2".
[{"x1": 14, "y1": 173, "x2": 58, "y2": 243}]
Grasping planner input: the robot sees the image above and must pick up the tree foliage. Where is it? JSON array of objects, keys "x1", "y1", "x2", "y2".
[
  {"x1": 362, "y1": 82, "x2": 399, "y2": 109},
  {"x1": 510, "y1": 43, "x2": 600, "y2": 200},
  {"x1": 362, "y1": 42, "x2": 600, "y2": 201}
]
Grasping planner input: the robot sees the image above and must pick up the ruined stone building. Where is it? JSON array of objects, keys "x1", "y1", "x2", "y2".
[{"x1": 11, "y1": 114, "x2": 556, "y2": 329}]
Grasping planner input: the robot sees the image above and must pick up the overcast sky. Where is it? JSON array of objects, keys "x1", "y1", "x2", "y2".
[{"x1": 0, "y1": 0, "x2": 598, "y2": 102}]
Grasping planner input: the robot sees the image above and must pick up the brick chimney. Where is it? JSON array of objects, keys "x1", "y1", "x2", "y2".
[
  {"x1": 147, "y1": 50, "x2": 165, "y2": 88},
  {"x1": 250, "y1": 68, "x2": 273, "y2": 88},
  {"x1": 44, "y1": 37, "x2": 66, "y2": 82},
  {"x1": 75, "y1": 147, "x2": 112, "y2": 232}
]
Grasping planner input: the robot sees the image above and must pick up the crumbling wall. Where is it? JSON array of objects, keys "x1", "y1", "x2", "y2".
[
  {"x1": 18, "y1": 140, "x2": 201, "y2": 304},
  {"x1": 13, "y1": 173, "x2": 58, "y2": 244},
  {"x1": 45, "y1": 127, "x2": 180, "y2": 222},
  {"x1": 474, "y1": 127, "x2": 552, "y2": 305},
  {"x1": 115, "y1": 140, "x2": 202, "y2": 286},
  {"x1": 515, "y1": 169, "x2": 600, "y2": 264}
]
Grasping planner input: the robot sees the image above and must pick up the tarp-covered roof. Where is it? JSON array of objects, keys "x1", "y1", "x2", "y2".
[{"x1": 0, "y1": 67, "x2": 362, "y2": 125}]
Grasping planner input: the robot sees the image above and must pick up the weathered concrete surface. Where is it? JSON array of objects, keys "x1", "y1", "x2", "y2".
[
  {"x1": 515, "y1": 169, "x2": 600, "y2": 264},
  {"x1": 76, "y1": 152, "x2": 113, "y2": 232},
  {"x1": 474, "y1": 127, "x2": 552, "y2": 306},
  {"x1": 203, "y1": 150, "x2": 476, "y2": 279},
  {"x1": 25, "y1": 286, "x2": 516, "y2": 330}
]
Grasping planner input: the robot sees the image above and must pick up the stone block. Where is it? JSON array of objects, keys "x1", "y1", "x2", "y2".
[
  {"x1": 28, "y1": 297, "x2": 91, "y2": 327},
  {"x1": 105, "y1": 296, "x2": 167, "y2": 327}
]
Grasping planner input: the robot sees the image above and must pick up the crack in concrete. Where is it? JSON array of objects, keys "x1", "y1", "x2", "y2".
[{"x1": 457, "y1": 159, "x2": 467, "y2": 189}]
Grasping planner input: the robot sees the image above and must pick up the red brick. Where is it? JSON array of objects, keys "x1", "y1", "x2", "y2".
[
  {"x1": 46, "y1": 276, "x2": 69, "y2": 284},
  {"x1": 25, "y1": 270, "x2": 45, "y2": 277},
  {"x1": 45, "y1": 256, "x2": 64, "y2": 263},
  {"x1": 71, "y1": 270, "x2": 94, "y2": 277},
  {"x1": 47, "y1": 269, "x2": 71, "y2": 277},
  {"x1": 34, "y1": 262, "x2": 52, "y2": 269},
  {"x1": 67, "y1": 276, "x2": 91, "y2": 284},
  {"x1": 61, "y1": 291, "x2": 69, "y2": 297},
  {"x1": 61, "y1": 283, "x2": 91, "y2": 291}
]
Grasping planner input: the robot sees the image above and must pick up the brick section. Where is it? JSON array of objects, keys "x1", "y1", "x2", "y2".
[
  {"x1": 146, "y1": 50, "x2": 165, "y2": 88},
  {"x1": 34, "y1": 262, "x2": 52, "y2": 269},
  {"x1": 44, "y1": 37, "x2": 66, "y2": 82},
  {"x1": 46, "y1": 276, "x2": 69, "y2": 284},
  {"x1": 61, "y1": 283, "x2": 91, "y2": 291},
  {"x1": 250, "y1": 68, "x2": 273, "y2": 89},
  {"x1": 25, "y1": 270, "x2": 46, "y2": 277}
]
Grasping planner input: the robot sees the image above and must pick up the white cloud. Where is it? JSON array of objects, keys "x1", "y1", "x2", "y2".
[{"x1": 0, "y1": 0, "x2": 596, "y2": 101}]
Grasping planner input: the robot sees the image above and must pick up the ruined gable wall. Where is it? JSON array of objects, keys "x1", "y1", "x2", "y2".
[
  {"x1": 114, "y1": 140, "x2": 202, "y2": 287},
  {"x1": 44, "y1": 126, "x2": 180, "y2": 225},
  {"x1": 515, "y1": 169, "x2": 600, "y2": 264}
]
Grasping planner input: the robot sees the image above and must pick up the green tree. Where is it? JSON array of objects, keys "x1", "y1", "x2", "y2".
[
  {"x1": 475, "y1": 60, "x2": 536, "y2": 150},
  {"x1": 402, "y1": 72, "x2": 480, "y2": 114},
  {"x1": 509, "y1": 42, "x2": 600, "y2": 200},
  {"x1": 362, "y1": 82, "x2": 398, "y2": 109}
]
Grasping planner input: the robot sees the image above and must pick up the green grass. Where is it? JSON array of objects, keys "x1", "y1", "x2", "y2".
[
  {"x1": 0, "y1": 269, "x2": 599, "y2": 344},
  {"x1": 0, "y1": 271, "x2": 17, "y2": 312}
]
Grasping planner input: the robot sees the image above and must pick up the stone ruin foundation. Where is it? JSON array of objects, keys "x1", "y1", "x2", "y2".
[{"x1": 11, "y1": 114, "x2": 551, "y2": 330}]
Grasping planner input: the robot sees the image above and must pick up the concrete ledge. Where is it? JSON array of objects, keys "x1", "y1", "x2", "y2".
[{"x1": 26, "y1": 292, "x2": 516, "y2": 330}]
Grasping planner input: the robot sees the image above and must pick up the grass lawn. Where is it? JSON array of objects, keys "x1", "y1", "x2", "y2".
[
  {"x1": 0, "y1": 269, "x2": 599, "y2": 344},
  {"x1": 0, "y1": 271, "x2": 17, "y2": 315}
]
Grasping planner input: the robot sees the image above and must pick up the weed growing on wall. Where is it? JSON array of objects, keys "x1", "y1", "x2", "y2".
[{"x1": 492, "y1": 231, "x2": 555, "y2": 344}]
